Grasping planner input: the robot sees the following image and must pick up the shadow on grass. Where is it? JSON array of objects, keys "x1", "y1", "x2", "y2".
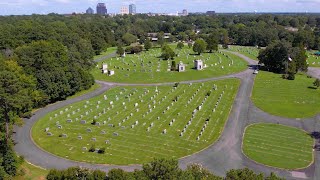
[
  {"x1": 308, "y1": 86, "x2": 318, "y2": 90},
  {"x1": 309, "y1": 132, "x2": 320, "y2": 151}
]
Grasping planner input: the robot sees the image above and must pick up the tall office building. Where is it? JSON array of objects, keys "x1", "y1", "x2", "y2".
[
  {"x1": 86, "y1": 7, "x2": 94, "y2": 14},
  {"x1": 97, "y1": 3, "x2": 107, "y2": 15},
  {"x1": 120, "y1": 6, "x2": 129, "y2": 15},
  {"x1": 182, "y1": 9, "x2": 188, "y2": 16},
  {"x1": 129, "y1": 4, "x2": 136, "y2": 14}
]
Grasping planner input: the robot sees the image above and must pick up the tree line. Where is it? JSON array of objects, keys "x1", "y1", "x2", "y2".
[{"x1": 46, "y1": 158, "x2": 284, "y2": 180}]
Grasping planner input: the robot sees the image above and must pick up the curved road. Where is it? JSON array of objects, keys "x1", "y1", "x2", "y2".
[{"x1": 13, "y1": 52, "x2": 319, "y2": 179}]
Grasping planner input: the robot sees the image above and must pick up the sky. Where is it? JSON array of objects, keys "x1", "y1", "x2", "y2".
[{"x1": 1, "y1": 0, "x2": 320, "y2": 15}]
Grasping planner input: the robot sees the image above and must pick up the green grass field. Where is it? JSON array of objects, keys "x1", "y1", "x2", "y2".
[
  {"x1": 307, "y1": 50, "x2": 320, "y2": 67},
  {"x1": 243, "y1": 123, "x2": 314, "y2": 169},
  {"x1": 252, "y1": 71, "x2": 320, "y2": 118},
  {"x1": 94, "y1": 47, "x2": 117, "y2": 60},
  {"x1": 67, "y1": 83, "x2": 100, "y2": 100},
  {"x1": 228, "y1": 45, "x2": 260, "y2": 61},
  {"x1": 92, "y1": 46, "x2": 248, "y2": 83},
  {"x1": 14, "y1": 161, "x2": 48, "y2": 180},
  {"x1": 32, "y1": 79, "x2": 239, "y2": 165}
]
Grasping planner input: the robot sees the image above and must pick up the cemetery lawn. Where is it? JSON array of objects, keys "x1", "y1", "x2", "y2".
[
  {"x1": 252, "y1": 71, "x2": 320, "y2": 118},
  {"x1": 243, "y1": 123, "x2": 314, "y2": 169},
  {"x1": 92, "y1": 46, "x2": 248, "y2": 83},
  {"x1": 32, "y1": 79, "x2": 240, "y2": 165},
  {"x1": 94, "y1": 47, "x2": 117, "y2": 60},
  {"x1": 67, "y1": 83, "x2": 100, "y2": 100},
  {"x1": 306, "y1": 50, "x2": 320, "y2": 67},
  {"x1": 228, "y1": 45, "x2": 260, "y2": 61}
]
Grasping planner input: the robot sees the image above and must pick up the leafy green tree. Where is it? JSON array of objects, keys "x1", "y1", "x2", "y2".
[
  {"x1": 47, "y1": 169, "x2": 63, "y2": 180},
  {"x1": 108, "y1": 169, "x2": 128, "y2": 180},
  {"x1": 206, "y1": 33, "x2": 219, "y2": 53},
  {"x1": 2, "y1": 145, "x2": 19, "y2": 176},
  {"x1": 177, "y1": 32, "x2": 187, "y2": 41},
  {"x1": 62, "y1": 167, "x2": 91, "y2": 179},
  {"x1": 292, "y1": 46, "x2": 308, "y2": 72},
  {"x1": 122, "y1": 33, "x2": 137, "y2": 46},
  {"x1": 193, "y1": 39, "x2": 207, "y2": 55},
  {"x1": 314, "y1": 79, "x2": 320, "y2": 89},
  {"x1": 144, "y1": 39, "x2": 152, "y2": 51},
  {"x1": 176, "y1": 42, "x2": 184, "y2": 49},
  {"x1": 184, "y1": 164, "x2": 222, "y2": 180},
  {"x1": 142, "y1": 158, "x2": 181, "y2": 180},
  {"x1": 188, "y1": 42, "x2": 193, "y2": 48},
  {"x1": 116, "y1": 45, "x2": 124, "y2": 56},
  {"x1": 226, "y1": 168, "x2": 264, "y2": 180},
  {"x1": 161, "y1": 45, "x2": 175, "y2": 60},
  {"x1": 0, "y1": 58, "x2": 40, "y2": 143},
  {"x1": 265, "y1": 172, "x2": 285, "y2": 180},
  {"x1": 90, "y1": 170, "x2": 106, "y2": 180},
  {"x1": 258, "y1": 41, "x2": 291, "y2": 73},
  {"x1": 15, "y1": 40, "x2": 94, "y2": 103}
]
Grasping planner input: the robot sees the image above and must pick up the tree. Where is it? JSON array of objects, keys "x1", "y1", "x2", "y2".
[
  {"x1": 0, "y1": 58, "x2": 39, "y2": 143},
  {"x1": 108, "y1": 169, "x2": 128, "y2": 180},
  {"x1": 206, "y1": 33, "x2": 219, "y2": 53},
  {"x1": 122, "y1": 33, "x2": 137, "y2": 46},
  {"x1": 161, "y1": 45, "x2": 175, "y2": 60},
  {"x1": 226, "y1": 168, "x2": 264, "y2": 180},
  {"x1": 176, "y1": 42, "x2": 184, "y2": 49},
  {"x1": 193, "y1": 39, "x2": 207, "y2": 55},
  {"x1": 314, "y1": 79, "x2": 320, "y2": 89},
  {"x1": 144, "y1": 39, "x2": 152, "y2": 51},
  {"x1": 258, "y1": 41, "x2": 291, "y2": 73},
  {"x1": 91, "y1": 169, "x2": 106, "y2": 180},
  {"x1": 171, "y1": 61, "x2": 177, "y2": 71},
  {"x1": 188, "y1": 42, "x2": 193, "y2": 49},
  {"x1": 142, "y1": 158, "x2": 181, "y2": 180},
  {"x1": 116, "y1": 45, "x2": 124, "y2": 56},
  {"x1": 47, "y1": 169, "x2": 63, "y2": 180},
  {"x1": 184, "y1": 164, "x2": 221, "y2": 180},
  {"x1": 15, "y1": 40, "x2": 94, "y2": 103}
]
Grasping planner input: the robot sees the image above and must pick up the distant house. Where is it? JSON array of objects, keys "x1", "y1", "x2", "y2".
[{"x1": 147, "y1": 33, "x2": 172, "y2": 41}]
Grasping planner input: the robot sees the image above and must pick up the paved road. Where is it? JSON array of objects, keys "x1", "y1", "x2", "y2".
[
  {"x1": 94, "y1": 52, "x2": 116, "y2": 62},
  {"x1": 13, "y1": 51, "x2": 320, "y2": 179}
]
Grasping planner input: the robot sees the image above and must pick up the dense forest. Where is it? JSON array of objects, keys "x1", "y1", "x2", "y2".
[{"x1": 1, "y1": 13, "x2": 320, "y2": 178}]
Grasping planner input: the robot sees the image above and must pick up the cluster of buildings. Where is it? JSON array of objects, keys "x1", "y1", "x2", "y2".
[
  {"x1": 86, "y1": 3, "x2": 136, "y2": 15},
  {"x1": 85, "y1": 3, "x2": 194, "y2": 16}
]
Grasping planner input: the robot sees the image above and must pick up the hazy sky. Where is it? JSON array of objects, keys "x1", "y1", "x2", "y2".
[{"x1": 0, "y1": 0, "x2": 320, "y2": 15}]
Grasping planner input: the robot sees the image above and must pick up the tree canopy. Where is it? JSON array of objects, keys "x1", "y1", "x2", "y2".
[
  {"x1": 193, "y1": 39, "x2": 207, "y2": 55},
  {"x1": 161, "y1": 45, "x2": 176, "y2": 60}
]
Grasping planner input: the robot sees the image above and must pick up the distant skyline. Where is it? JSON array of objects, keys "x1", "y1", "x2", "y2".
[{"x1": 1, "y1": 0, "x2": 320, "y2": 15}]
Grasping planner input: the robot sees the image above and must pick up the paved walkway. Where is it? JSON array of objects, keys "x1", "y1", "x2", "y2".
[{"x1": 13, "y1": 52, "x2": 320, "y2": 179}]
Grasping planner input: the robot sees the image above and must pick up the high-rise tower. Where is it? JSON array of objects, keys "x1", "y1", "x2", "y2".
[
  {"x1": 129, "y1": 4, "x2": 136, "y2": 14},
  {"x1": 97, "y1": 3, "x2": 107, "y2": 15}
]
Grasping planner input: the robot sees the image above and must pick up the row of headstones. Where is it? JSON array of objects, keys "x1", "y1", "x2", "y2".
[
  {"x1": 186, "y1": 84, "x2": 205, "y2": 105},
  {"x1": 180, "y1": 116, "x2": 193, "y2": 137},
  {"x1": 180, "y1": 84, "x2": 218, "y2": 138},
  {"x1": 196, "y1": 119, "x2": 210, "y2": 141}
]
